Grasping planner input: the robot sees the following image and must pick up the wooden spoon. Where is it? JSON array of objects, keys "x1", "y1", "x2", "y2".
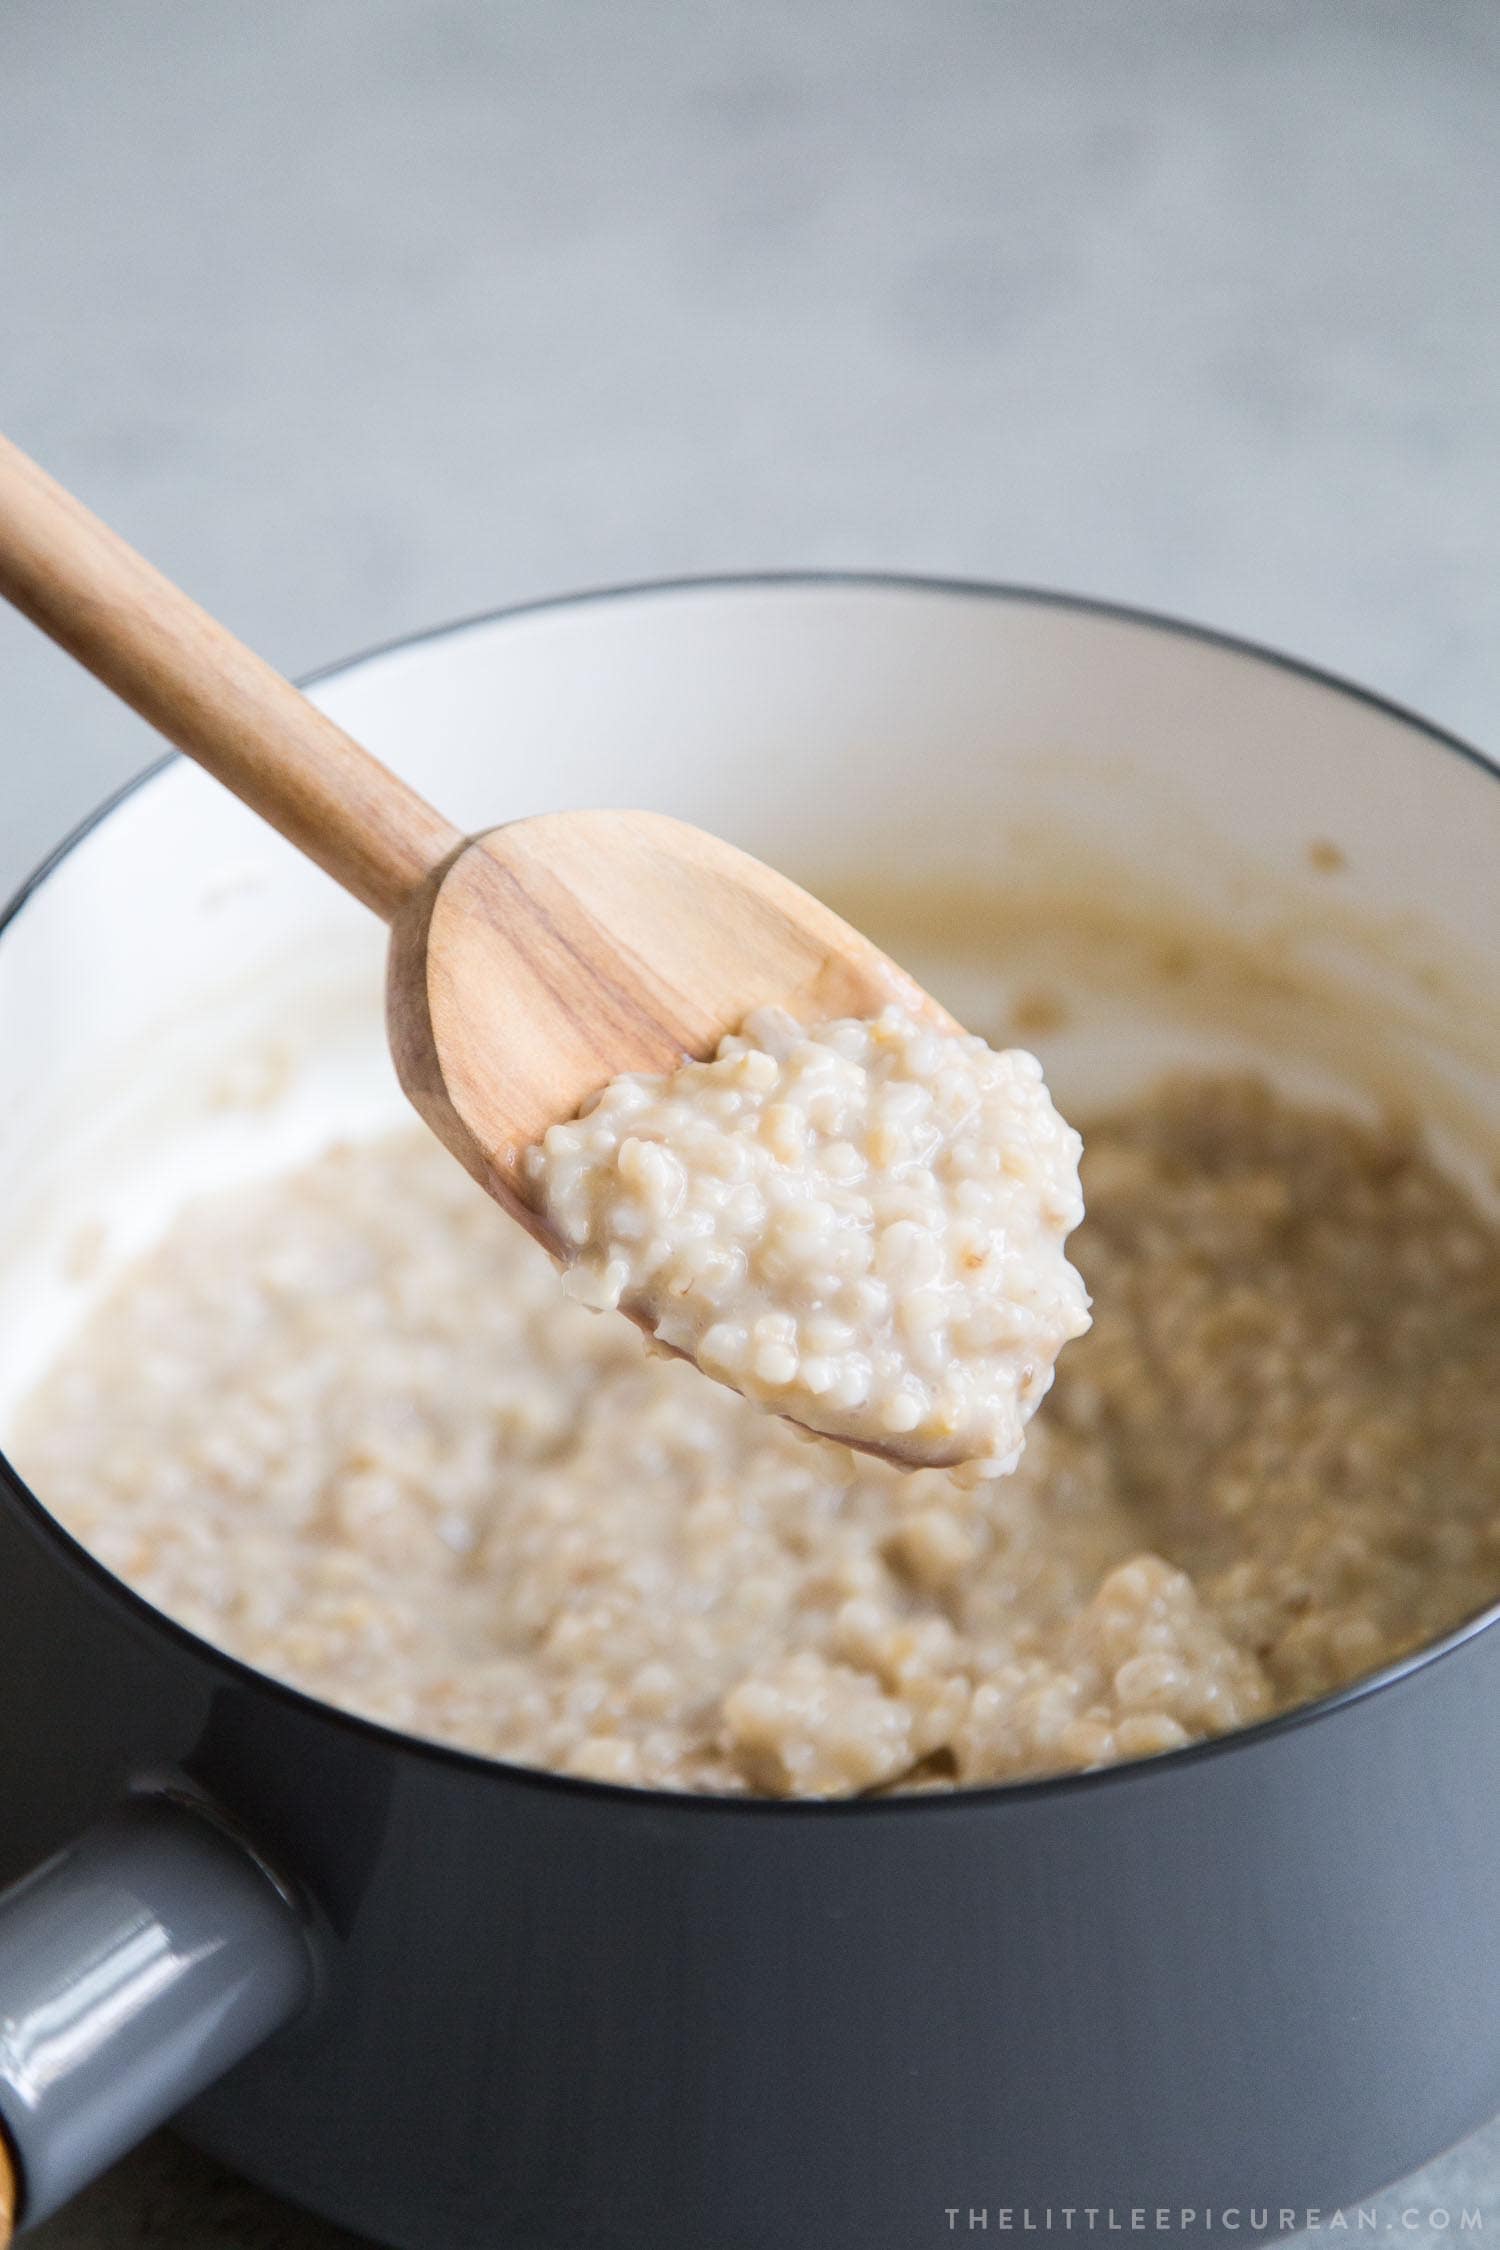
[{"x1": 0, "y1": 432, "x2": 953, "y2": 1267}]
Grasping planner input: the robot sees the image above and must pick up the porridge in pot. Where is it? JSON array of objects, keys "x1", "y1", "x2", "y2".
[{"x1": 15, "y1": 1015, "x2": 1500, "y2": 1796}]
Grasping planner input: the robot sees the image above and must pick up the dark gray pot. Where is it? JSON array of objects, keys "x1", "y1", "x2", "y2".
[{"x1": 2, "y1": 579, "x2": 1497, "y2": 2245}]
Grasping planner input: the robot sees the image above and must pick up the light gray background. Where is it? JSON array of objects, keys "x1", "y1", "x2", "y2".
[{"x1": 4, "y1": 2, "x2": 1500, "y2": 2242}]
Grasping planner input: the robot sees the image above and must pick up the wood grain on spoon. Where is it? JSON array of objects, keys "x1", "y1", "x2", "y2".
[
  {"x1": 0, "y1": 429, "x2": 951, "y2": 1263},
  {"x1": 388, "y1": 810, "x2": 953, "y2": 1243}
]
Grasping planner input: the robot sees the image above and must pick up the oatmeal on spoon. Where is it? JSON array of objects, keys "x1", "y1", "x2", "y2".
[{"x1": 0, "y1": 431, "x2": 1087, "y2": 1474}]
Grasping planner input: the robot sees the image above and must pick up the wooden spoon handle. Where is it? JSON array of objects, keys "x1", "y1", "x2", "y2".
[
  {"x1": 0, "y1": 2121, "x2": 13, "y2": 2243},
  {"x1": 0, "y1": 432, "x2": 462, "y2": 921}
]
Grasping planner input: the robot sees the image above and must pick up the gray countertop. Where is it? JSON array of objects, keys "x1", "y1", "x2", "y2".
[{"x1": 4, "y1": 2, "x2": 1500, "y2": 2241}]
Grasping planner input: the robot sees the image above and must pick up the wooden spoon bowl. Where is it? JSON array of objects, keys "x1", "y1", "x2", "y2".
[{"x1": 388, "y1": 808, "x2": 954, "y2": 1251}]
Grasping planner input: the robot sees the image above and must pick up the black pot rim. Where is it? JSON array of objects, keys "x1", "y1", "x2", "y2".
[{"x1": 4, "y1": 567, "x2": 1498, "y2": 1821}]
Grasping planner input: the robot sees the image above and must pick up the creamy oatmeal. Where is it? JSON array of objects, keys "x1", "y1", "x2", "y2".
[
  {"x1": 528, "y1": 1005, "x2": 1089, "y2": 1475},
  {"x1": 16, "y1": 1068, "x2": 1500, "y2": 1797}
]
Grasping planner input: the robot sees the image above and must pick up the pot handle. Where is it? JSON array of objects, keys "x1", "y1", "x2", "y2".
[{"x1": 0, "y1": 1793, "x2": 313, "y2": 2237}]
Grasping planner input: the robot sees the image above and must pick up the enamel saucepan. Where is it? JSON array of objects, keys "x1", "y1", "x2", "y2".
[{"x1": 1, "y1": 578, "x2": 1498, "y2": 2245}]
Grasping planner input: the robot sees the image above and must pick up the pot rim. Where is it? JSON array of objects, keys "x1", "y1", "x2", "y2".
[{"x1": 4, "y1": 566, "x2": 1497, "y2": 1820}]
